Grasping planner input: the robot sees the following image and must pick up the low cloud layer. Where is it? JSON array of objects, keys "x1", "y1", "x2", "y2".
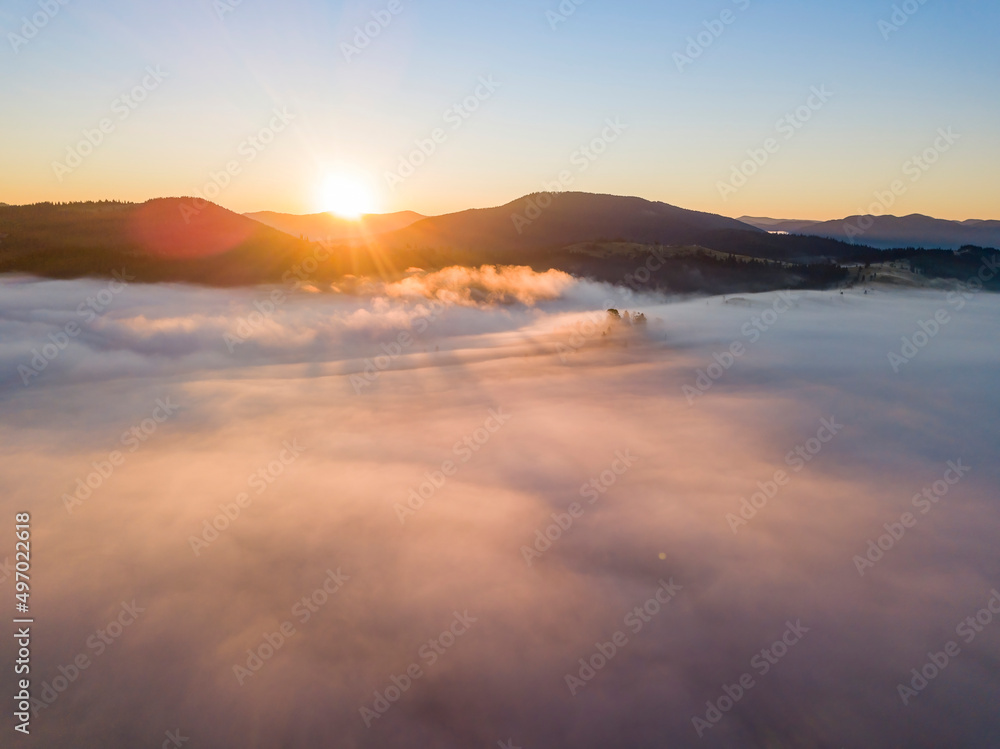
[
  {"x1": 1, "y1": 277, "x2": 998, "y2": 748},
  {"x1": 380, "y1": 264, "x2": 577, "y2": 306}
]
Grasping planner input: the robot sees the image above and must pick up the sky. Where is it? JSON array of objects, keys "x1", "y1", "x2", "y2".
[{"x1": 1, "y1": 0, "x2": 998, "y2": 220}]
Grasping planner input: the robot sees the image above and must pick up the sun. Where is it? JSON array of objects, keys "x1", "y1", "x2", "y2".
[{"x1": 319, "y1": 174, "x2": 378, "y2": 219}]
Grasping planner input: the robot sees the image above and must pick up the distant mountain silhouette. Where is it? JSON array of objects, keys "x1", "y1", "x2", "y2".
[
  {"x1": 0, "y1": 199, "x2": 315, "y2": 284},
  {"x1": 245, "y1": 209, "x2": 425, "y2": 241},
  {"x1": 378, "y1": 192, "x2": 763, "y2": 260},
  {"x1": 740, "y1": 214, "x2": 1000, "y2": 250},
  {"x1": 2, "y1": 194, "x2": 996, "y2": 292},
  {"x1": 738, "y1": 216, "x2": 823, "y2": 235}
]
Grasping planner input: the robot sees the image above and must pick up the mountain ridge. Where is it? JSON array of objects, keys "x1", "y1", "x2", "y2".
[
  {"x1": 245, "y1": 209, "x2": 425, "y2": 241},
  {"x1": 739, "y1": 213, "x2": 1000, "y2": 250},
  {"x1": 376, "y1": 192, "x2": 765, "y2": 259},
  {"x1": 1, "y1": 193, "x2": 995, "y2": 292}
]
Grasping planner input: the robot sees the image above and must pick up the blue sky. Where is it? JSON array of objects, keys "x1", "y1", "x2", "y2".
[{"x1": 2, "y1": 0, "x2": 997, "y2": 219}]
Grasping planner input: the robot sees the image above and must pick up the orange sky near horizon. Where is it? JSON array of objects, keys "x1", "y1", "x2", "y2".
[{"x1": 2, "y1": 163, "x2": 996, "y2": 223}]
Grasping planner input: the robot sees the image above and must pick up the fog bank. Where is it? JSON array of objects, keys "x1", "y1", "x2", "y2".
[{"x1": 1, "y1": 277, "x2": 998, "y2": 748}]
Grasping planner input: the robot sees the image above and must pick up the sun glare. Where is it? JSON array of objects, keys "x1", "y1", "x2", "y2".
[{"x1": 320, "y1": 174, "x2": 378, "y2": 219}]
